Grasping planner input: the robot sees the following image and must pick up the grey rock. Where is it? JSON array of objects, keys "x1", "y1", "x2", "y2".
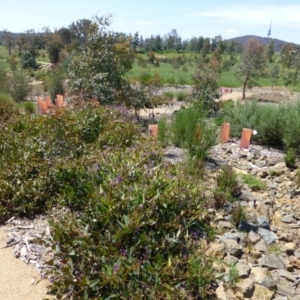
[
  {"x1": 222, "y1": 239, "x2": 243, "y2": 258},
  {"x1": 238, "y1": 220, "x2": 258, "y2": 233},
  {"x1": 259, "y1": 254, "x2": 286, "y2": 270},
  {"x1": 220, "y1": 231, "x2": 244, "y2": 244},
  {"x1": 257, "y1": 215, "x2": 270, "y2": 230},
  {"x1": 217, "y1": 221, "x2": 235, "y2": 229},
  {"x1": 278, "y1": 269, "x2": 296, "y2": 282},
  {"x1": 257, "y1": 227, "x2": 278, "y2": 244},
  {"x1": 281, "y1": 215, "x2": 294, "y2": 223},
  {"x1": 276, "y1": 278, "x2": 295, "y2": 297}
]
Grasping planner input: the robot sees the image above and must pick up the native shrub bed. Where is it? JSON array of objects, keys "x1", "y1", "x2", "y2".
[
  {"x1": 0, "y1": 105, "x2": 139, "y2": 219},
  {"x1": 224, "y1": 99, "x2": 300, "y2": 150},
  {"x1": 46, "y1": 144, "x2": 215, "y2": 299},
  {"x1": 0, "y1": 103, "x2": 216, "y2": 299}
]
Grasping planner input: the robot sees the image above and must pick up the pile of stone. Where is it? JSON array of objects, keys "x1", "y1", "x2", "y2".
[{"x1": 204, "y1": 140, "x2": 300, "y2": 299}]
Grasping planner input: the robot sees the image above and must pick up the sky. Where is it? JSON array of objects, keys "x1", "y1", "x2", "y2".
[{"x1": 1, "y1": 0, "x2": 300, "y2": 44}]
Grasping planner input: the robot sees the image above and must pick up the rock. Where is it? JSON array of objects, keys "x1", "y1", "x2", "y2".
[
  {"x1": 289, "y1": 256, "x2": 300, "y2": 269},
  {"x1": 254, "y1": 240, "x2": 268, "y2": 252},
  {"x1": 205, "y1": 243, "x2": 225, "y2": 258},
  {"x1": 259, "y1": 254, "x2": 286, "y2": 270},
  {"x1": 281, "y1": 215, "x2": 294, "y2": 223},
  {"x1": 223, "y1": 255, "x2": 239, "y2": 266},
  {"x1": 222, "y1": 239, "x2": 243, "y2": 257},
  {"x1": 276, "y1": 277, "x2": 295, "y2": 297},
  {"x1": 252, "y1": 283, "x2": 275, "y2": 300},
  {"x1": 236, "y1": 262, "x2": 251, "y2": 278},
  {"x1": 235, "y1": 278, "x2": 254, "y2": 298},
  {"x1": 269, "y1": 162, "x2": 287, "y2": 176},
  {"x1": 250, "y1": 266, "x2": 277, "y2": 288},
  {"x1": 238, "y1": 220, "x2": 258, "y2": 232},
  {"x1": 257, "y1": 228, "x2": 278, "y2": 244},
  {"x1": 218, "y1": 221, "x2": 235, "y2": 230},
  {"x1": 216, "y1": 284, "x2": 237, "y2": 300},
  {"x1": 278, "y1": 269, "x2": 296, "y2": 282},
  {"x1": 257, "y1": 215, "x2": 270, "y2": 230},
  {"x1": 220, "y1": 231, "x2": 244, "y2": 244},
  {"x1": 280, "y1": 242, "x2": 296, "y2": 254},
  {"x1": 255, "y1": 160, "x2": 267, "y2": 168},
  {"x1": 248, "y1": 230, "x2": 261, "y2": 243}
]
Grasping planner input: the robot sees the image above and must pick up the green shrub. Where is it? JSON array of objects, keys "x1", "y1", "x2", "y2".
[
  {"x1": 22, "y1": 101, "x2": 36, "y2": 114},
  {"x1": 231, "y1": 204, "x2": 247, "y2": 227},
  {"x1": 170, "y1": 104, "x2": 218, "y2": 162},
  {"x1": 241, "y1": 173, "x2": 266, "y2": 191},
  {"x1": 158, "y1": 115, "x2": 168, "y2": 147},
  {"x1": 284, "y1": 148, "x2": 297, "y2": 168},
  {"x1": 213, "y1": 165, "x2": 241, "y2": 208},
  {"x1": 176, "y1": 91, "x2": 188, "y2": 102},
  {"x1": 162, "y1": 90, "x2": 174, "y2": 101},
  {"x1": 8, "y1": 71, "x2": 32, "y2": 103},
  {"x1": 47, "y1": 68, "x2": 65, "y2": 103},
  {"x1": 0, "y1": 93, "x2": 14, "y2": 104},
  {"x1": 45, "y1": 143, "x2": 215, "y2": 299}
]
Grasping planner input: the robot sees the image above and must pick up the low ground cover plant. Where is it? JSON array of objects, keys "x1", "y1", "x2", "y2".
[{"x1": 241, "y1": 173, "x2": 266, "y2": 191}]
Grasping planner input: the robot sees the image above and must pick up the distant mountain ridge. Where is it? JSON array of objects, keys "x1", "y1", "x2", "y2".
[{"x1": 226, "y1": 35, "x2": 298, "y2": 52}]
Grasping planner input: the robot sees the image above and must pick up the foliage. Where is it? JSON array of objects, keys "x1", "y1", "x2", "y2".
[
  {"x1": 170, "y1": 104, "x2": 218, "y2": 162},
  {"x1": 20, "y1": 50, "x2": 38, "y2": 69},
  {"x1": 213, "y1": 165, "x2": 241, "y2": 208},
  {"x1": 190, "y1": 61, "x2": 220, "y2": 113},
  {"x1": 21, "y1": 101, "x2": 36, "y2": 114},
  {"x1": 231, "y1": 204, "x2": 247, "y2": 227},
  {"x1": 224, "y1": 99, "x2": 300, "y2": 150},
  {"x1": 157, "y1": 115, "x2": 168, "y2": 147},
  {"x1": 47, "y1": 68, "x2": 65, "y2": 103},
  {"x1": 45, "y1": 142, "x2": 215, "y2": 299},
  {"x1": 241, "y1": 174, "x2": 266, "y2": 191},
  {"x1": 0, "y1": 105, "x2": 140, "y2": 220},
  {"x1": 7, "y1": 70, "x2": 32, "y2": 103},
  {"x1": 68, "y1": 16, "x2": 136, "y2": 105},
  {"x1": 284, "y1": 148, "x2": 296, "y2": 168},
  {"x1": 233, "y1": 39, "x2": 266, "y2": 99},
  {"x1": 226, "y1": 262, "x2": 239, "y2": 287},
  {"x1": 176, "y1": 91, "x2": 188, "y2": 102}
]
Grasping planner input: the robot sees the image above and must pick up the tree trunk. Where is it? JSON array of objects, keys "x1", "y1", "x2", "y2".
[{"x1": 242, "y1": 72, "x2": 249, "y2": 100}]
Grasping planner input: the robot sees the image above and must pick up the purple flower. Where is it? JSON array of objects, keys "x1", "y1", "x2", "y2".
[{"x1": 113, "y1": 264, "x2": 120, "y2": 274}]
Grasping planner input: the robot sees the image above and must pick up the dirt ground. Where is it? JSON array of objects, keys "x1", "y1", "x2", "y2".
[
  {"x1": 0, "y1": 226, "x2": 53, "y2": 300},
  {"x1": 138, "y1": 86, "x2": 296, "y2": 120}
]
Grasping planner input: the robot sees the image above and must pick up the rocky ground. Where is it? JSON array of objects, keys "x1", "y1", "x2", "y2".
[{"x1": 204, "y1": 139, "x2": 300, "y2": 300}]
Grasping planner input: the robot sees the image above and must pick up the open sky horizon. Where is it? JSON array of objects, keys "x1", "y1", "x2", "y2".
[{"x1": 1, "y1": 0, "x2": 300, "y2": 44}]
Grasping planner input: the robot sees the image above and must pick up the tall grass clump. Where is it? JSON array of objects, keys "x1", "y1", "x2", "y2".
[
  {"x1": 170, "y1": 104, "x2": 218, "y2": 162},
  {"x1": 225, "y1": 99, "x2": 300, "y2": 150},
  {"x1": 213, "y1": 165, "x2": 241, "y2": 208},
  {"x1": 21, "y1": 101, "x2": 36, "y2": 115}
]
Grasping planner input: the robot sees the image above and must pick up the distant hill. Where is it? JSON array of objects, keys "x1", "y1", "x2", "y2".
[{"x1": 226, "y1": 35, "x2": 298, "y2": 52}]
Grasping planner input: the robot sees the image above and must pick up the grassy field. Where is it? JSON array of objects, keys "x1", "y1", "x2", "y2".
[{"x1": 1, "y1": 45, "x2": 300, "y2": 91}]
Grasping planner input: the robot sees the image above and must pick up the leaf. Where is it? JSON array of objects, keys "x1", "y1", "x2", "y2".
[{"x1": 89, "y1": 279, "x2": 100, "y2": 288}]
